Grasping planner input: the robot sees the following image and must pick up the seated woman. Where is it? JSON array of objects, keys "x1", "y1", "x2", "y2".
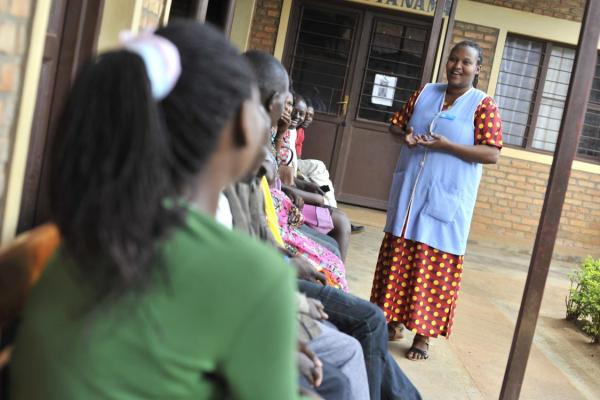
[
  {"x1": 9, "y1": 22, "x2": 300, "y2": 399},
  {"x1": 263, "y1": 151, "x2": 349, "y2": 292},
  {"x1": 274, "y1": 94, "x2": 352, "y2": 261}
]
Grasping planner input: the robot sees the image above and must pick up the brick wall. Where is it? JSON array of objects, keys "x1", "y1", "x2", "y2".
[
  {"x1": 139, "y1": 0, "x2": 168, "y2": 31},
  {"x1": 442, "y1": 21, "x2": 499, "y2": 93},
  {"x1": 0, "y1": 0, "x2": 33, "y2": 223},
  {"x1": 248, "y1": 0, "x2": 284, "y2": 53},
  {"x1": 472, "y1": 156, "x2": 600, "y2": 255},
  {"x1": 472, "y1": 0, "x2": 585, "y2": 22}
]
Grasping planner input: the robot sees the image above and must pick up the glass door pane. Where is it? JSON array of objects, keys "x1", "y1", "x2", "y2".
[
  {"x1": 356, "y1": 18, "x2": 428, "y2": 123},
  {"x1": 288, "y1": 7, "x2": 358, "y2": 116}
]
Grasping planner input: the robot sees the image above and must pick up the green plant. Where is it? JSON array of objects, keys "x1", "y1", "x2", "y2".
[{"x1": 565, "y1": 256, "x2": 600, "y2": 343}]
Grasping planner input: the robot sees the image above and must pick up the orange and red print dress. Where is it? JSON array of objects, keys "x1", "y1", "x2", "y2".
[{"x1": 370, "y1": 87, "x2": 503, "y2": 338}]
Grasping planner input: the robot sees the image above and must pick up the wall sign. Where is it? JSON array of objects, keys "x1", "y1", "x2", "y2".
[{"x1": 353, "y1": 0, "x2": 450, "y2": 15}]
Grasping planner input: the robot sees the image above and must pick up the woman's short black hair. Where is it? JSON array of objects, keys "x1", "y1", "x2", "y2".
[
  {"x1": 450, "y1": 40, "x2": 483, "y2": 88},
  {"x1": 242, "y1": 50, "x2": 289, "y2": 108},
  {"x1": 49, "y1": 21, "x2": 256, "y2": 303}
]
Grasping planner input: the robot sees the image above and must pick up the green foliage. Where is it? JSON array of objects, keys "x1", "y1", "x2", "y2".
[{"x1": 566, "y1": 257, "x2": 600, "y2": 343}]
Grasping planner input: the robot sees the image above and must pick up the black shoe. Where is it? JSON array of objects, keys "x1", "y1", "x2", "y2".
[{"x1": 351, "y1": 224, "x2": 365, "y2": 234}]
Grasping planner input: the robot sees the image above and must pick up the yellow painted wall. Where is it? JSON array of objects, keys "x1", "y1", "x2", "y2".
[
  {"x1": 230, "y1": 0, "x2": 257, "y2": 50},
  {"x1": 1, "y1": 0, "x2": 52, "y2": 242},
  {"x1": 97, "y1": 0, "x2": 143, "y2": 52}
]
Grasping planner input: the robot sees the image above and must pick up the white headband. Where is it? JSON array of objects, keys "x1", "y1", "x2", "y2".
[{"x1": 120, "y1": 30, "x2": 182, "y2": 100}]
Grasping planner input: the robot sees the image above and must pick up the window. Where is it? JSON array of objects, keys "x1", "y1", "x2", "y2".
[
  {"x1": 580, "y1": 56, "x2": 600, "y2": 159},
  {"x1": 495, "y1": 35, "x2": 600, "y2": 161},
  {"x1": 288, "y1": 7, "x2": 358, "y2": 115},
  {"x1": 356, "y1": 18, "x2": 428, "y2": 123}
]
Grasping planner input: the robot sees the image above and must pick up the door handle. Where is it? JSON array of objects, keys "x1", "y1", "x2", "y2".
[{"x1": 337, "y1": 95, "x2": 349, "y2": 116}]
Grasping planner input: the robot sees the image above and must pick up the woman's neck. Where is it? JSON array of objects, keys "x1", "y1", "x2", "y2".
[
  {"x1": 188, "y1": 160, "x2": 228, "y2": 217},
  {"x1": 446, "y1": 84, "x2": 471, "y2": 97}
]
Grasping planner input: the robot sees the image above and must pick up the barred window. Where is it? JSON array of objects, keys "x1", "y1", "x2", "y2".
[
  {"x1": 580, "y1": 55, "x2": 600, "y2": 159},
  {"x1": 495, "y1": 34, "x2": 600, "y2": 162}
]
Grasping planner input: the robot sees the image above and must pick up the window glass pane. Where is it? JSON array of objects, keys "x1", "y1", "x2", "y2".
[
  {"x1": 290, "y1": 8, "x2": 357, "y2": 115},
  {"x1": 495, "y1": 36, "x2": 544, "y2": 147},
  {"x1": 356, "y1": 18, "x2": 428, "y2": 123},
  {"x1": 578, "y1": 54, "x2": 600, "y2": 160},
  {"x1": 531, "y1": 46, "x2": 575, "y2": 151}
]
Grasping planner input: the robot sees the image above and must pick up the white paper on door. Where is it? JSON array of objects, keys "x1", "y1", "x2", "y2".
[{"x1": 371, "y1": 74, "x2": 397, "y2": 107}]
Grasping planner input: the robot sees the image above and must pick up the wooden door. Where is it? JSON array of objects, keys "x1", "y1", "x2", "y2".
[
  {"x1": 17, "y1": 0, "x2": 104, "y2": 233},
  {"x1": 334, "y1": 12, "x2": 431, "y2": 209},
  {"x1": 284, "y1": 0, "x2": 432, "y2": 209}
]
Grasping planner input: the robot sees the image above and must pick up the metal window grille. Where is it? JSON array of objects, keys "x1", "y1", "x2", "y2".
[{"x1": 496, "y1": 34, "x2": 600, "y2": 162}]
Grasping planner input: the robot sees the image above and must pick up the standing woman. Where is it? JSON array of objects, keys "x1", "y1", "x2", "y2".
[
  {"x1": 10, "y1": 22, "x2": 301, "y2": 399},
  {"x1": 370, "y1": 41, "x2": 503, "y2": 361}
]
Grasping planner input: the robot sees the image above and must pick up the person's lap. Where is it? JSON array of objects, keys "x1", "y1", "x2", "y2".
[
  {"x1": 309, "y1": 321, "x2": 369, "y2": 400},
  {"x1": 298, "y1": 280, "x2": 422, "y2": 400}
]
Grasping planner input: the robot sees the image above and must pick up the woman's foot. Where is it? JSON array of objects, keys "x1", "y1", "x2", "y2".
[
  {"x1": 387, "y1": 323, "x2": 405, "y2": 341},
  {"x1": 406, "y1": 334, "x2": 429, "y2": 361}
]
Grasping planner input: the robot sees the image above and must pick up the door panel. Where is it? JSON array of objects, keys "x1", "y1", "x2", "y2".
[
  {"x1": 299, "y1": 119, "x2": 341, "y2": 169},
  {"x1": 17, "y1": 0, "x2": 104, "y2": 233},
  {"x1": 335, "y1": 123, "x2": 403, "y2": 209},
  {"x1": 336, "y1": 14, "x2": 431, "y2": 208}
]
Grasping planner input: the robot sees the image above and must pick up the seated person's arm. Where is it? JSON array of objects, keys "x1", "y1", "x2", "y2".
[
  {"x1": 282, "y1": 185, "x2": 325, "y2": 207},
  {"x1": 294, "y1": 178, "x2": 325, "y2": 195}
]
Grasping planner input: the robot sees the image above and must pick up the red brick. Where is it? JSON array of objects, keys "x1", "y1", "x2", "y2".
[{"x1": 0, "y1": 63, "x2": 17, "y2": 92}]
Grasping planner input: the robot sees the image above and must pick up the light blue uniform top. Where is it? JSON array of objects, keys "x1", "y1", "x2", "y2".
[{"x1": 384, "y1": 83, "x2": 488, "y2": 255}]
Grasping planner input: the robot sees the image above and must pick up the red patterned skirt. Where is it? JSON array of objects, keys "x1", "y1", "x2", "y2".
[{"x1": 370, "y1": 233, "x2": 464, "y2": 338}]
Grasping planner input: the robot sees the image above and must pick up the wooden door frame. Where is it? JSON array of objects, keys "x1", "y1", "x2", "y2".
[
  {"x1": 17, "y1": 0, "x2": 105, "y2": 234},
  {"x1": 195, "y1": 0, "x2": 237, "y2": 33}
]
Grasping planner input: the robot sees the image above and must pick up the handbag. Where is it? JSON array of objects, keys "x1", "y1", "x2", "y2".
[{"x1": 302, "y1": 204, "x2": 334, "y2": 235}]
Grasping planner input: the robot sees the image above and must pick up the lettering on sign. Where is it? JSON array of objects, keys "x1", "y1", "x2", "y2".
[{"x1": 373, "y1": 0, "x2": 445, "y2": 14}]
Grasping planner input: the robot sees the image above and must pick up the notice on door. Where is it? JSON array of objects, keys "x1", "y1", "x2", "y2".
[{"x1": 371, "y1": 74, "x2": 397, "y2": 107}]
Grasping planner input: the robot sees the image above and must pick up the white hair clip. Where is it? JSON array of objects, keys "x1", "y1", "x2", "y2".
[{"x1": 119, "y1": 30, "x2": 182, "y2": 100}]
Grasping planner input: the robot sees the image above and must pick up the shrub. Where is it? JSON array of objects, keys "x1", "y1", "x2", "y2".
[{"x1": 565, "y1": 256, "x2": 600, "y2": 343}]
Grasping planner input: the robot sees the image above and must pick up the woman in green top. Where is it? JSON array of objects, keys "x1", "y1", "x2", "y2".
[{"x1": 10, "y1": 22, "x2": 300, "y2": 399}]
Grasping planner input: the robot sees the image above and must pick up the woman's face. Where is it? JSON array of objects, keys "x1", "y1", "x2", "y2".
[
  {"x1": 446, "y1": 45, "x2": 481, "y2": 90},
  {"x1": 237, "y1": 86, "x2": 272, "y2": 180},
  {"x1": 283, "y1": 93, "x2": 294, "y2": 116},
  {"x1": 301, "y1": 107, "x2": 314, "y2": 129},
  {"x1": 290, "y1": 100, "x2": 307, "y2": 129},
  {"x1": 269, "y1": 89, "x2": 290, "y2": 128}
]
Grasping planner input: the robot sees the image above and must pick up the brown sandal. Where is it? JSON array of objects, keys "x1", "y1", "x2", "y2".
[
  {"x1": 387, "y1": 323, "x2": 405, "y2": 341},
  {"x1": 406, "y1": 337, "x2": 429, "y2": 361}
]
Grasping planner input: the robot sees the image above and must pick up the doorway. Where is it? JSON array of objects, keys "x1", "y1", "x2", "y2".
[
  {"x1": 17, "y1": 0, "x2": 104, "y2": 233},
  {"x1": 283, "y1": 0, "x2": 433, "y2": 209}
]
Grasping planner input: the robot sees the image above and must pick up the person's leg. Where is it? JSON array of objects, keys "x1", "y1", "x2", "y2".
[
  {"x1": 299, "y1": 281, "x2": 422, "y2": 399},
  {"x1": 309, "y1": 322, "x2": 370, "y2": 400},
  {"x1": 329, "y1": 208, "x2": 351, "y2": 262},
  {"x1": 316, "y1": 361, "x2": 352, "y2": 400},
  {"x1": 381, "y1": 353, "x2": 422, "y2": 400},
  {"x1": 299, "y1": 225, "x2": 342, "y2": 258},
  {"x1": 298, "y1": 281, "x2": 386, "y2": 399},
  {"x1": 298, "y1": 159, "x2": 338, "y2": 208}
]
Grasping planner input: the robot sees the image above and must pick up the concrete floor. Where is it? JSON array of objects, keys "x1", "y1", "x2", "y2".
[{"x1": 341, "y1": 205, "x2": 600, "y2": 400}]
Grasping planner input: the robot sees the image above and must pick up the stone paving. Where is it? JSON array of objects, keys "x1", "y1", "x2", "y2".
[{"x1": 341, "y1": 205, "x2": 600, "y2": 400}]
